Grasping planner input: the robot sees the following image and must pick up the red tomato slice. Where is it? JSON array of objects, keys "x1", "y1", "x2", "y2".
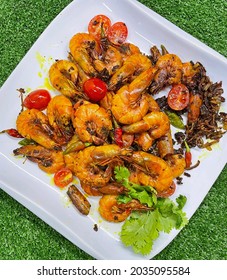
[
  {"x1": 83, "y1": 78, "x2": 107, "y2": 102},
  {"x1": 167, "y1": 84, "x2": 190, "y2": 111},
  {"x1": 107, "y1": 22, "x2": 128, "y2": 45},
  {"x1": 23, "y1": 89, "x2": 51, "y2": 111},
  {"x1": 88, "y1": 14, "x2": 111, "y2": 41},
  {"x1": 54, "y1": 168, "x2": 73, "y2": 188}
]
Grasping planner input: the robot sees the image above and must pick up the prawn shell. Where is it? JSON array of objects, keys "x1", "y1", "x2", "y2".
[
  {"x1": 16, "y1": 109, "x2": 61, "y2": 150},
  {"x1": 69, "y1": 33, "x2": 100, "y2": 76},
  {"x1": 157, "y1": 131, "x2": 174, "y2": 158},
  {"x1": 48, "y1": 60, "x2": 81, "y2": 98},
  {"x1": 108, "y1": 53, "x2": 152, "y2": 91},
  {"x1": 98, "y1": 195, "x2": 131, "y2": 223},
  {"x1": 156, "y1": 53, "x2": 183, "y2": 85},
  {"x1": 134, "y1": 132, "x2": 154, "y2": 151},
  {"x1": 73, "y1": 103, "x2": 112, "y2": 144},
  {"x1": 13, "y1": 144, "x2": 65, "y2": 174},
  {"x1": 131, "y1": 151, "x2": 174, "y2": 192},
  {"x1": 111, "y1": 67, "x2": 157, "y2": 125},
  {"x1": 72, "y1": 146, "x2": 113, "y2": 186},
  {"x1": 81, "y1": 184, "x2": 103, "y2": 196},
  {"x1": 122, "y1": 111, "x2": 170, "y2": 139},
  {"x1": 187, "y1": 93, "x2": 203, "y2": 123},
  {"x1": 165, "y1": 154, "x2": 186, "y2": 178},
  {"x1": 47, "y1": 95, "x2": 74, "y2": 145}
]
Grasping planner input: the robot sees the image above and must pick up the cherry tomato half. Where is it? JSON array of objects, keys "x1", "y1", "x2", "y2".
[
  {"x1": 88, "y1": 14, "x2": 111, "y2": 41},
  {"x1": 107, "y1": 22, "x2": 128, "y2": 45},
  {"x1": 54, "y1": 168, "x2": 73, "y2": 188},
  {"x1": 23, "y1": 89, "x2": 51, "y2": 111},
  {"x1": 83, "y1": 78, "x2": 107, "y2": 102},
  {"x1": 167, "y1": 84, "x2": 190, "y2": 111}
]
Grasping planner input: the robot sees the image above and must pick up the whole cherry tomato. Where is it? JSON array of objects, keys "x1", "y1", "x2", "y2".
[
  {"x1": 83, "y1": 78, "x2": 107, "y2": 102},
  {"x1": 88, "y1": 14, "x2": 111, "y2": 41},
  {"x1": 167, "y1": 84, "x2": 190, "y2": 111},
  {"x1": 23, "y1": 89, "x2": 51, "y2": 111},
  {"x1": 54, "y1": 168, "x2": 73, "y2": 188},
  {"x1": 107, "y1": 22, "x2": 128, "y2": 45}
]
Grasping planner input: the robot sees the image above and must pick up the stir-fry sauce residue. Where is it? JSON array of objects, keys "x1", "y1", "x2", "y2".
[{"x1": 3, "y1": 14, "x2": 226, "y2": 255}]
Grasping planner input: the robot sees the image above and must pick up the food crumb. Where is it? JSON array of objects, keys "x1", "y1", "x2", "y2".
[
  {"x1": 176, "y1": 177, "x2": 183, "y2": 185},
  {"x1": 93, "y1": 224, "x2": 98, "y2": 232},
  {"x1": 184, "y1": 172, "x2": 191, "y2": 177}
]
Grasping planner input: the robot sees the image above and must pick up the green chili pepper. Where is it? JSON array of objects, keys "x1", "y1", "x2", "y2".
[
  {"x1": 84, "y1": 142, "x2": 92, "y2": 147},
  {"x1": 165, "y1": 110, "x2": 185, "y2": 129},
  {"x1": 63, "y1": 134, "x2": 91, "y2": 155},
  {"x1": 18, "y1": 138, "x2": 37, "y2": 146}
]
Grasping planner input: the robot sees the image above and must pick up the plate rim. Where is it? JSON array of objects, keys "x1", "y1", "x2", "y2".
[{"x1": 0, "y1": 0, "x2": 227, "y2": 260}]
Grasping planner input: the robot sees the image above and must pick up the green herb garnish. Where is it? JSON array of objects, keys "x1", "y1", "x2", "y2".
[
  {"x1": 114, "y1": 166, "x2": 157, "y2": 207},
  {"x1": 114, "y1": 166, "x2": 188, "y2": 255}
]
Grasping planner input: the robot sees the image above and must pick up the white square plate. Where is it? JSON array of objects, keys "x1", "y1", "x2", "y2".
[{"x1": 0, "y1": 0, "x2": 226, "y2": 260}]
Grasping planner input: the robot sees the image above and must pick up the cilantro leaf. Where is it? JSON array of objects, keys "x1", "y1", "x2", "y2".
[
  {"x1": 114, "y1": 166, "x2": 188, "y2": 255},
  {"x1": 120, "y1": 195, "x2": 188, "y2": 255},
  {"x1": 176, "y1": 194, "x2": 187, "y2": 210},
  {"x1": 157, "y1": 196, "x2": 188, "y2": 230},
  {"x1": 114, "y1": 166, "x2": 157, "y2": 207},
  {"x1": 114, "y1": 166, "x2": 130, "y2": 186},
  {"x1": 121, "y1": 211, "x2": 160, "y2": 255},
  {"x1": 117, "y1": 195, "x2": 132, "y2": 204}
]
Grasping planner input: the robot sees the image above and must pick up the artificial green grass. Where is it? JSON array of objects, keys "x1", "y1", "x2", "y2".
[
  {"x1": 139, "y1": 0, "x2": 227, "y2": 58},
  {"x1": 0, "y1": 0, "x2": 226, "y2": 260}
]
